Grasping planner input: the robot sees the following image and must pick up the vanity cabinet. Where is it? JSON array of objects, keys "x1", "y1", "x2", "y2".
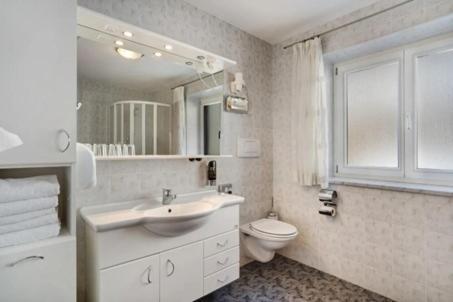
[
  {"x1": 84, "y1": 203, "x2": 241, "y2": 302},
  {"x1": 0, "y1": 0, "x2": 76, "y2": 167}
]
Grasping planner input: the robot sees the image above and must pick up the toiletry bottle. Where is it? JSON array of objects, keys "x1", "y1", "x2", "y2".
[{"x1": 208, "y1": 160, "x2": 216, "y2": 186}]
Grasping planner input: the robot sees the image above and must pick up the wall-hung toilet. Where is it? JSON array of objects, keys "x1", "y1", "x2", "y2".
[{"x1": 240, "y1": 219, "x2": 298, "y2": 263}]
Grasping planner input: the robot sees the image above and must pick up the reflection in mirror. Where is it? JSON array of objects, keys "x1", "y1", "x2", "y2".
[{"x1": 77, "y1": 28, "x2": 226, "y2": 156}]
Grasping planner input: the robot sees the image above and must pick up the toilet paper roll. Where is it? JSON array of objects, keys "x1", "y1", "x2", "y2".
[{"x1": 319, "y1": 205, "x2": 336, "y2": 217}]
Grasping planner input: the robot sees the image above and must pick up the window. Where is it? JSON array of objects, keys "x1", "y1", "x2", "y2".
[{"x1": 334, "y1": 34, "x2": 453, "y2": 186}]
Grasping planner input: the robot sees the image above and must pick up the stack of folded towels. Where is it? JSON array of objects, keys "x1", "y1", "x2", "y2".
[{"x1": 0, "y1": 175, "x2": 61, "y2": 248}]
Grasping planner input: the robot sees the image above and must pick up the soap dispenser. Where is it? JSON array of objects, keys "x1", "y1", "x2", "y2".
[{"x1": 207, "y1": 160, "x2": 216, "y2": 186}]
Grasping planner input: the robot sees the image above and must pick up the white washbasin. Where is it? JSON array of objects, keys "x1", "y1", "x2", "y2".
[
  {"x1": 140, "y1": 198, "x2": 223, "y2": 236},
  {"x1": 80, "y1": 191, "x2": 244, "y2": 236}
]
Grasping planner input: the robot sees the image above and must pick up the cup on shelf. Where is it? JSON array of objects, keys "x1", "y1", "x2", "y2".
[
  {"x1": 122, "y1": 144, "x2": 129, "y2": 156},
  {"x1": 128, "y1": 144, "x2": 136, "y2": 156},
  {"x1": 115, "y1": 144, "x2": 123, "y2": 156},
  {"x1": 108, "y1": 144, "x2": 116, "y2": 156}
]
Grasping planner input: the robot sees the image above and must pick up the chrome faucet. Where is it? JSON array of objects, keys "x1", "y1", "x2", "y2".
[{"x1": 162, "y1": 188, "x2": 176, "y2": 205}]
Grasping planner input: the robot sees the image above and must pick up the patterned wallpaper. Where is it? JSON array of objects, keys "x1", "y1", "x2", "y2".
[
  {"x1": 76, "y1": 0, "x2": 273, "y2": 300},
  {"x1": 272, "y1": 1, "x2": 453, "y2": 302}
]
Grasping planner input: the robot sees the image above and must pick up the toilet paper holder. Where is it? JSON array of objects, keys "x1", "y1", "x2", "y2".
[
  {"x1": 318, "y1": 189, "x2": 337, "y2": 217},
  {"x1": 318, "y1": 189, "x2": 337, "y2": 205}
]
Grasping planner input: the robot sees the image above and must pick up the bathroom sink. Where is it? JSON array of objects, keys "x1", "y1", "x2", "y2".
[
  {"x1": 80, "y1": 190, "x2": 244, "y2": 236},
  {"x1": 140, "y1": 199, "x2": 223, "y2": 236}
]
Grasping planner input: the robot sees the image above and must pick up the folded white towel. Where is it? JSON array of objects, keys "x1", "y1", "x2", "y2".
[
  {"x1": 0, "y1": 208, "x2": 55, "y2": 226},
  {"x1": 0, "y1": 175, "x2": 60, "y2": 203},
  {"x1": 0, "y1": 196, "x2": 58, "y2": 217},
  {"x1": 0, "y1": 212, "x2": 59, "y2": 235},
  {"x1": 0, "y1": 223, "x2": 60, "y2": 248}
]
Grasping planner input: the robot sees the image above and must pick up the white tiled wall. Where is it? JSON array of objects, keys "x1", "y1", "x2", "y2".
[{"x1": 272, "y1": 0, "x2": 453, "y2": 301}]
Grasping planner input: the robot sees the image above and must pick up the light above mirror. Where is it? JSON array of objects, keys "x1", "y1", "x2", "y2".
[
  {"x1": 122, "y1": 31, "x2": 133, "y2": 37},
  {"x1": 115, "y1": 47, "x2": 144, "y2": 60}
]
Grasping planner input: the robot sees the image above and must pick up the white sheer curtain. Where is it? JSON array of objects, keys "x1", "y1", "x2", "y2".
[
  {"x1": 290, "y1": 37, "x2": 328, "y2": 187},
  {"x1": 172, "y1": 86, "x2": 186, "y2": 154}
]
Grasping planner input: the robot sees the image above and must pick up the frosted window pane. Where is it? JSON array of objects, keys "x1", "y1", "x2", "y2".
[
  {"x1": 346, "y1": 61, "x2": 400, "y2": 167},
  {"x1": 416, "y1": 48, "x2": 453, "y2": 170}
]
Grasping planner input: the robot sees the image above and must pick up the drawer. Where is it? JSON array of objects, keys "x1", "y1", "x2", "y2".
[
  {"x1": 204, "y1": 263, "x2": 239, "y2": 295},
  {"x1": 204, "y1": 246, "x2": 239, "y2": 276},
  {"x1": 0, "y1": 236, "x2": 76, "y2": 302},
  {"x1": 204, "y1": 230, "x2": 239, "y2": 257},
  {"x1": 99, "y1": 254, "x2": 159, "y2": 302}
]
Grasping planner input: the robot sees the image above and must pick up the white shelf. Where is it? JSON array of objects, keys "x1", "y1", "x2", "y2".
[{"x1": 96, "y1": 155, "x2": 233, "y2": 161}]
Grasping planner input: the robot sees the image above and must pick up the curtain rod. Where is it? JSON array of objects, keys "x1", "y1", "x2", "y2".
[{"x1": 283, "y1": 0, "x2": 415, "y2": 50}]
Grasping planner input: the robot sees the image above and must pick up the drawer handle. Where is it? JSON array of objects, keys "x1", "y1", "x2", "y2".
[
  {"x1": 57, "y1": 129, "x2": 71, "y2": 153},
  {"x1": 146, "y1": 266, "x2": 152, "y2": 284},
  {"x1": 8, "y1": 256, "x2": 44, "y2": 267},
  {"x1": 217, "y1": 239, "x2": 229, "y2": 248},
  {"x1": 217, "y1": 257, "x2": 229, "y2": 266},
  {"x1": 166, "y1": 259, "x2": 175, "y2": 277},
  {"x1": 217, "y1": 275, "x2": 229, "y2": 284}
]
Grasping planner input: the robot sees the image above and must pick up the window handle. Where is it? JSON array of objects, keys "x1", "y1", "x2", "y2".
[{"x1": 405, "y1": 114, "x2": 412, "y2": 131}]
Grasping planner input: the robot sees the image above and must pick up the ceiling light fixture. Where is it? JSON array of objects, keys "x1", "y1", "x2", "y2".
[
  {"x1": 115, "y1": 48, "x2": 143, "y2": 60},
  {"x1": 122, "y1": 31, "x2": 133, "y2": 37},
  {"x1": 115, "y1": 40, "x2": 124, "y2": 46},
  {"x1": 154, "y1": 52, "x2": 162, "y2": 57},
  {"x1": 165, "y1": 44, "x2": 173, "y2": 51},
  {"x1": 185, "y1": 61, "x2": 193, "y2": 66}
]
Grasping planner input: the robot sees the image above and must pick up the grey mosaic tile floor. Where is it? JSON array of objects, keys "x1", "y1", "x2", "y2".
[{"x1": 198, "y1": 255, "x2": 393, "y2": 302}]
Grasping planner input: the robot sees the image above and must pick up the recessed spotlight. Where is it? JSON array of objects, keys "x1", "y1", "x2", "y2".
[
  {"x1": 115, "y1": 40, "x2": 124, "y2": 46},
  {"x1": 123, "y1": 31, "x2": 133, "y2": 37},
  {"x1": 154, "y1": 52, "x2": 162, "y2": 57},
  {"x1": 115, "y1": 48, "x2": 143, "y2": 60},
  {"x1": 185, "y1": 61, "x2": 193, "y2": 66},
  {"x1": 197, "y1": 55, "x2": 205, "y2": 60},
  {"x1": 165, "y1": 44, "x2": 173, "y2": 51}
]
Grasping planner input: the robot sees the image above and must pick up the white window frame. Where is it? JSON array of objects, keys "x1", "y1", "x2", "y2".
[
  {"x1": 333, "y1": 33, "x2": 453, "y2": 186},
  {"x1": 334, "y1": 49, "x2": 405, "y2": 179}
]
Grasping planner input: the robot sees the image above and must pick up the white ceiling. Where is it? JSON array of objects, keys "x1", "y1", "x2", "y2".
[
  {"x1": 77, "y1": 38, "x2": 196, "y2": 92},
  {"x1": 184, "y1": 0, "x2": 378, "y2": 44}
]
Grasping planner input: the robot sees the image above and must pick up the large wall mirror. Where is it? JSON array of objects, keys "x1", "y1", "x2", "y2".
[{"x1": 76, "y1": 8, "x2": 235, "y2": 157}]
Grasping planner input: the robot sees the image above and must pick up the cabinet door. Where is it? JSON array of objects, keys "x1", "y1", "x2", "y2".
[
  {"x1": 0, "y1": 0, "x2": 76, "y2": 167},
  {"x1": 99, "y1": 254, "x2": 159, "y2": 302},
  {"x1": 0, "y1": 237, "x2": 76, "y2": 302},
  {"x1": 160, "y1": 242, "x2": 203, "y2": 302}
]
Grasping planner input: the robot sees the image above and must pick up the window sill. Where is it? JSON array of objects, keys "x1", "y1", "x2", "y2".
[{"x1": 330, "y1": 177, "x2": 453, "y2": 196}]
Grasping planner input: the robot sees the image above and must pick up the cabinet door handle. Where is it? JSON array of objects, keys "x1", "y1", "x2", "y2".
[
  {"x1": 217, "y1": 257, "x2": 229, "y2": 266},
  {"x1": 217, "y1": 275, "x2": 229, "y2": 284},
  {"x1": 57, "y1": 129, "x2": 71, "y2": 152},
  {"x1": 8, "y1": 256, "x2": 44, "y2": 267},
  {"x1": 166, "y1": 259, "x2": 175, "y2": 277},
  {"x1": 217, "y1": 239, "x2": 228, "y2": 248},
  {"x1": 146, "y1": 266, "x2": 152, "y2": 284}
]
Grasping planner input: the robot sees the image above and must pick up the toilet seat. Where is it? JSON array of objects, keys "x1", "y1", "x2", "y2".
[{"x1": 242, "y1": 219, "x2": 298, "y2": 240}]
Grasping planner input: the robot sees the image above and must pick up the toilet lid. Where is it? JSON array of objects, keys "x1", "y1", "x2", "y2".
[{"x1": 250, "y1": 219, "x2": 297, "y2": 237}]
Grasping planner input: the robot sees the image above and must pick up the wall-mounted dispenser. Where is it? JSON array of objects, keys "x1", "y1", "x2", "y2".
[
  {"x1": 224, "y1": 72, "x2": 248, "y2": 114},
  {"x1": 207, "y1": 160, "x2": 216, "y2": 186}
]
